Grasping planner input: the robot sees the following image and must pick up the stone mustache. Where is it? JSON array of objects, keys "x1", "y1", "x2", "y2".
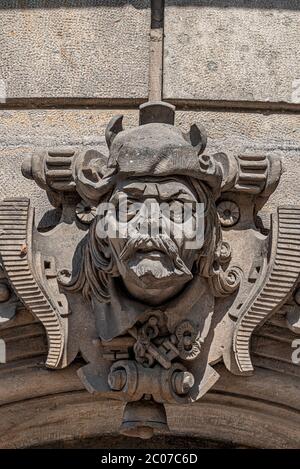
[{"x1": 0, "y1": 101, "x2": 299, "y2": 438}]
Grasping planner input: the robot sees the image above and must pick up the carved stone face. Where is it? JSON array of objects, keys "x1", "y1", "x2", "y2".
[{"x1": 103, "y1": 177, "x2": 203, "y2": 305}]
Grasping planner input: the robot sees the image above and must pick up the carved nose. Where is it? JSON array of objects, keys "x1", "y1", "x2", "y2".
[
  {"x1": 140, "y1": 199, "x2": 161, "y2": 233},
  {"x1": 144, "y1": 239, "x2": 155, "y2": 249}
]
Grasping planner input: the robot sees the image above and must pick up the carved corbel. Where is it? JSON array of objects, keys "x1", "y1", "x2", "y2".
[{"x1": 1, "y1": 100, "x2": 299, "y2": 439}]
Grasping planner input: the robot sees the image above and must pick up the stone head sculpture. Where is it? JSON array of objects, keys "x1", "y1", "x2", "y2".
[{"x1": 66, "y1": 102, "x2": 240, "y2": 344}]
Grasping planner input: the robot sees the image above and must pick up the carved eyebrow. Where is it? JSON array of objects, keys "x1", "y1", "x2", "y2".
[
  {"x1": 118, "y1": 184, "x2": 146, "y2": 197},
  {"x1": 158, "y1": 186, "x2": 196, "y2": 202},
  {"x1": 115, "y1": 183, "x2": 196, "y2": 201},
  {"x1": 123, "y1": 187, "x2": 144, "y2": 195},
  {"x1": 173, "y1": 191, "x2": 196, "y2": 202}
]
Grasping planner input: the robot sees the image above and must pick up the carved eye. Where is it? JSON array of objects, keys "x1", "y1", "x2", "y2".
[
  {"x1": 168, "y1": 201, "x2": 184, "y2": 223},
  {"x1": 167, "y1": 200, "x2": 197, "y2": 224},
  {"x1": 117, "y1": 199, "x2": 140, "y2": 222}
]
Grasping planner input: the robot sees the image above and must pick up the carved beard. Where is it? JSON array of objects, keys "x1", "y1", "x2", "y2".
[{"x1": 118, "y1": 233, "x2": 193, "y2": 288}]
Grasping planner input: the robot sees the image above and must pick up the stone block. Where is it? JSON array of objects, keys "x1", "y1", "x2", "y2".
[
  {"x1": 0, "y1": 1, "x2": 150, "y2": 99},
  {"x1": 0, "y1": 109, "x2": 138, "y2": 223},
  {"x1": 174, "y1": 109, "x2": 300, "y2": 210},
  {"x1": 164, "y1": 1, "x2": 300, "y2": 103}
]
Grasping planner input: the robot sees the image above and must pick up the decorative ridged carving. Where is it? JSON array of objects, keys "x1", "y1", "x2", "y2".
[
  {"x1": 234, "y1": 206, "x2": 300, "y2": 373},
  {"x1": 0, "y1": 198, "x2": 64, "y2": 368},
  {"x1": 45, "y1": 150, "x2": 76, "y2": 192},
  {"x1": 235, "y1": 155, "x2": 268, "y2": 194},
  {"x1": 210, "y1": 266, "x2": 242, "y2": 298}
]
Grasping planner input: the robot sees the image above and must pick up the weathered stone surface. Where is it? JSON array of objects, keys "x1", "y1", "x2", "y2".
[
  {"x1": 4, "y1": 108, "x2": 300, "y2": 225},
  {"x1": 1, "y1": 101, "x2": 300, "y2": 445},
  {"x1": 163, "y1": 1, "x2": 300, "y2": 103},
  {"x1": 0, "y1": 0, "x2": 299, "y2": 450},
  {"x1": 175, "y1": 110, "x2": 300, "y2": 210},
  {"x1": 0, "y1": 1, "x2": 150, "y2": 99},
  {"x1": 0, "y1": 109, "x2": 138, "y2": 223},
  {"x1": 0, "y1": 360, "x2": 300, "y2": 448},
  {"x1": 3, "y1": 101, "x2": 300, "y2": 441},
  {"x1": 0, "y1": 300, "x2": 299, "y2": 447}
]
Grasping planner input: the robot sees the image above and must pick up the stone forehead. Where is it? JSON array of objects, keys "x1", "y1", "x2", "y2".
[
  {"x1": 110, "y1": 123, "x2": 191, "y2": 153},
  {"x1": 107, "y1": 122, "x2": 199, "y2": 178},
  {"x1": 112, "y1": 178, "x2": 199, "y2": 200}
]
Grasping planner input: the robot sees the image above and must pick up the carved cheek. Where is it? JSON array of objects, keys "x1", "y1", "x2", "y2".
[
  {"x1": 109, "y1": 236, "x2": 126, "y2": 257},
  {"x1": 184, "y1": 215, "x2": 198, "y2": 240},
  {"x1": 173, "y1": 215, "x2": 198, "y2": 243}
]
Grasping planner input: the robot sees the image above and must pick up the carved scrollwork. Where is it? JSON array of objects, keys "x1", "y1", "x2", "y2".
[
  {"x1": 75, "y1": 201, "x2": 96, "y2": 225},
  {"x1": 175, "y1": 320, "x2": 202, "y2": 361},
  {"x1": 210, "y1": 266, "x2": 243, "y2": 298},
  {"x1": 217, "y1": 200, "x2": 240, "y2": 227}
]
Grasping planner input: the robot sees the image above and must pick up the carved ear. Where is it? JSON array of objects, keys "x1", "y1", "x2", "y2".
[
  {"x1": 105, "y1": 115, "x2": 124, "y2": 149},
  {"x1": 183, "y1": 123, "x2": 207, "y2": 155}
]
